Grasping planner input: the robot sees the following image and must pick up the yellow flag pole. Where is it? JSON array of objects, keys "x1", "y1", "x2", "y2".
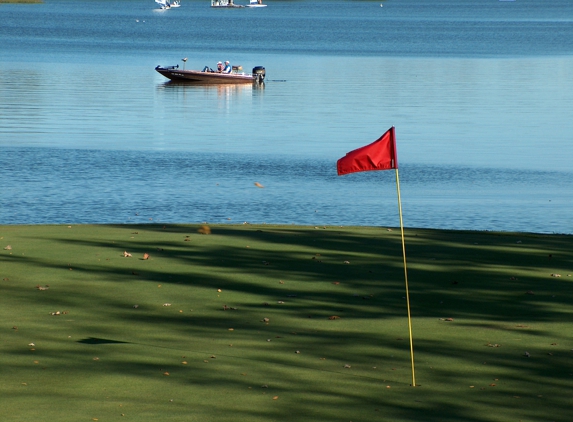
[{"x1": 395, "y1": 167, "x2": 416, "y2": 387}]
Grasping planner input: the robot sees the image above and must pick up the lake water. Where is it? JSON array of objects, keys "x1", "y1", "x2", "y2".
[{"x1": 1, "y1": 0, "x2": 573, "y2": 233}]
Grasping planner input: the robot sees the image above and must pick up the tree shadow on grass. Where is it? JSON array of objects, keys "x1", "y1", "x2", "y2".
[{"x1": 2, "y1": 224, "x2": 573, "y2": 421}]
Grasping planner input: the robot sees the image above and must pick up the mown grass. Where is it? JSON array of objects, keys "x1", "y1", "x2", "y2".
[{"x1": 1, "y1": 224, "x2": 572, "y2": 421}]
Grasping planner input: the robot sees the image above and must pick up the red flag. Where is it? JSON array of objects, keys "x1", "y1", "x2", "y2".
[{"x1": 337, "y1": 127, "x2": 398, "y2": 175}]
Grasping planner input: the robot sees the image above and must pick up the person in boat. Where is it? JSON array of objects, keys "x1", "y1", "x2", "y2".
[
  {"x1": 222, "y1": 61, "x2": 232, "y2": 74},
  {"x1": 202, "y1": 62, "x2": 223, "y2": 73}
]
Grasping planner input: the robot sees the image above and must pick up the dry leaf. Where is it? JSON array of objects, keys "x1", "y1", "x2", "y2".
[
  {"x1": 143, "y1": 253, "x2": 150, "y2": 260},
  {"x1": 163, "y1": 372, "x2": 170, "y2": 376},
  {"x1": 4, "y1": 245, "x2": 12, "y2": 250},
  {"x1": 272, "y1": 396, "x2": 278, "y2": 400},
  {"x1": 198, "y1": 226, "x2": 211, "y2": 235},
  {"x1": 328, "y1": 316, "x2": 340, "y2": 320}
]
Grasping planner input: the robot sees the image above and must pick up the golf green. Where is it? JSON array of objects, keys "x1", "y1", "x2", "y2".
[{"x1": 1, "y1": 224, "x2": 572, "y2": 421}]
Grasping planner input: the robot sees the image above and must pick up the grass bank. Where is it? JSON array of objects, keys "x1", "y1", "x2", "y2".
[{"x1": 1, "y1": 224, "x2": 572, "y2": 421}]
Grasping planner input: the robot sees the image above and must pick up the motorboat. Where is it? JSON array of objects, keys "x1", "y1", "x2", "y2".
[
  {"x1": 156, "y1": 0, "x2": 180, "y2": 9},
  {"x1": 246, "y1": 0, "x2": 267, "y2": 7},
  {"x1": 211, "y1": 0, "x2": 244, "y2": 8},
  {"x1": 155, "y1": 63, "x2": 266, "y2": 84}
]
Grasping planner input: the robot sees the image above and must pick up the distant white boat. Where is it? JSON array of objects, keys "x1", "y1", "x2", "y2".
[
  {"x1": 211, "y1": 0, "x2": 244, "y2": 7},
  {"x1": 246, "y1": 0, "x2": 267, "y2": 7},
  {"x1": 155, "y1": 0, "x2": 180, "y2": 9},
  {"x1": 211, "y1": 0, "x2": 266, "y2": 7}
]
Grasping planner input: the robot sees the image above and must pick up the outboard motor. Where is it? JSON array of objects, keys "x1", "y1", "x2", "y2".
[{"x1": 252, "y1": 66, "x2": 265, "y2": 83}]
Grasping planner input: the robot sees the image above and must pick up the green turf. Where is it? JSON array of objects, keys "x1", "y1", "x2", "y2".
[{"x1": 1, "y1": 224, "x2": 572, "y2": 421}]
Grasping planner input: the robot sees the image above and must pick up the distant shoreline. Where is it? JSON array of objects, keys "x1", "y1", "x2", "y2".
[{"x1": 0, "y1": 0, "x2": 43, "y2": 3}]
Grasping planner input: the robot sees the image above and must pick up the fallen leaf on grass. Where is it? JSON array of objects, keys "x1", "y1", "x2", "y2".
[
  {"x1": 328, "y1": 316, "x2": 340, "y2": 320},
  {"x1": 4, "y1": 245, "x2": 12, "y2": 250},
  {"x1": 36, "y1": 285, "x2": 49, "y2": 290},
  {"x1": 143, "y1": 253, "x2": 150, "y2": 260},
  {"x1": 198, "y1": 226, "x2": 211, "y2": 235},
  {"x1": 163, "y1": 372, "x2": 170, "y2": 376},
  {"x1": 272, "y1": 396, "x2": 279, "y2": 400}
]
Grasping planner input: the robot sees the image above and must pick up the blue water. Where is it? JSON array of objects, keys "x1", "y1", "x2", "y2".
[{"x1": 1, "y1": 0, "x2": 573, "y2": 233}]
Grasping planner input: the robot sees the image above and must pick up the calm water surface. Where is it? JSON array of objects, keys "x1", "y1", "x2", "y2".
[{"x1": 1, "y1": 0, "x2": 572, "y2": 233}]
